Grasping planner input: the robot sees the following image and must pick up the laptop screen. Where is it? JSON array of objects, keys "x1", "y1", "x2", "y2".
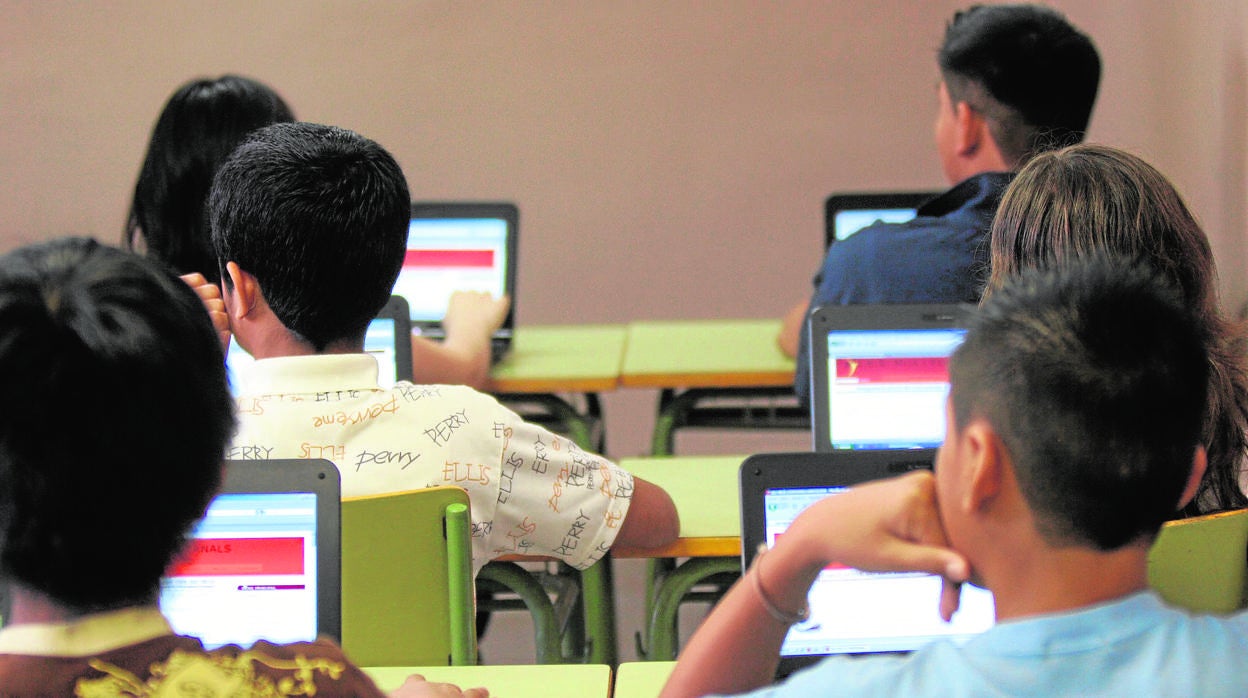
[
  {"x1": 820, "y1": 327, "x2": 966, "y2": 450},
  {"x1": 161, "y1": 491, "x2": 322, "y2": 649},
  {"x1": 762, "y1": 484, "x2": 994, "y2": 658},
  {"x1": 832, "y1": 207, "x2": 918, "y2": 243},
  {"x1": 396, "y1": 205, "x2": 515, "y2": 327},
  {"x1": 225, "y1": 297, "x2": 412, "y2": 394},
  {"x1": 823, "y1": 192, "x2": 938, "y2": 249}
]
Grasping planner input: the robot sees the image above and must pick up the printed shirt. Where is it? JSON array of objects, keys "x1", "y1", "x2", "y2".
[
  {"x1": 230, "y1": 353, "x2": 633, "y2": 573},
  {"x1": 0, "y1": 606, "x2": 384, "y2": 696}
]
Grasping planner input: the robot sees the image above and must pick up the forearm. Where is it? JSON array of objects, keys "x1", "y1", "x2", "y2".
[
  {"x1": 410, "y1": 334, "x2": 492, "y2": 390},
  {"x1": 660, "y1": 547, "x2": 821, "y2": 698}
]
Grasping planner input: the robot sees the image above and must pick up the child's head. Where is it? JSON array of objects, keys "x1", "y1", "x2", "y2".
[
  {"x1": 0, "y1": 238, "x2": 235, "y2": 612},
  {"x1": 950, "y1": 257, "x2": 1208, "y2": 549},
  {"x1": 126, "y1": 75, "x2": 293, "y2": 282},
  {"x1": 210, "y1": 121, "x2": 411, "y2": 351}
]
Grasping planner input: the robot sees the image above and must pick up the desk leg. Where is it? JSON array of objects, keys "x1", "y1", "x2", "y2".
[
  {"x1": 579, "y1": 557, "x2": 617, "y2": 665},
  {"x1": 644, "y1": 557, "x2": 740, "y2": 661}
]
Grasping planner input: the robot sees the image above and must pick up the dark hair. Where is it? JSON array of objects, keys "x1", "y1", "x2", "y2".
[
  {"x1": 124, "y1": 75, "x2": 294, "y2": 283},
  {"x1": 987, "y1": 144, "x2": 1248, "y2": 514},
  {"x1": 953, "y1": 258, "x2": 1208, "y2": 549},
  {"x1": 0, "y1": 238, "x2": 235, "y2": 611},
  {"x1": 210, "y1": 122, "x2": 410, "y2": 351},
  {"x1": 939, "y1": 4, "x2": 1100, "y2": 166}
]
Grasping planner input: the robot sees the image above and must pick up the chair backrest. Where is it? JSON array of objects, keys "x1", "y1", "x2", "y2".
[
  {"x1": 1147, "y1": 508, "x2": 1248, "y2": 614},
  {"x1": 341, "y1": 486, "x2": 476, "y2": 666}
]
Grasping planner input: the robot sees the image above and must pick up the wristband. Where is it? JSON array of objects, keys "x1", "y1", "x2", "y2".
[{"x1": 749, "y1": 543, "x2": 810, "y2": 625}]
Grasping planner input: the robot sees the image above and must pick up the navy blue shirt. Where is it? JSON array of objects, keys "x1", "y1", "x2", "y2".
[{"x1": 795, "y1": 172, "x2": 1013, "y2": 402}]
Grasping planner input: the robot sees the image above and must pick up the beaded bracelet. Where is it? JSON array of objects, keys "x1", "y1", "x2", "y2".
[{"x1": 749, "y1": 543, "x2": 810, "y2": 625}]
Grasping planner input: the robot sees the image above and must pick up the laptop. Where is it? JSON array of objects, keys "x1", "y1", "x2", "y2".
[
  {"x1": 808, "y1": 303, "x2": 969, "y2": 452},
  {"x1": 823, "y1": 191, "x2": 940, "y2": 248},
  {"x1": 739, "y1": 451, "x2": 995, "y2": 678},
  {"x1": 395, "y1": 202, "x2": 518, "y2": 362},
  {"x1": 226, "y1": 295, "x2": 414, "y2": 393},
  {"x1": 160, "y1": 458, "x2": 342, "y2": 647}
]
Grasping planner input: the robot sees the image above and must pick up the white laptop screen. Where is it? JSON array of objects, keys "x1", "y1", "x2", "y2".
[
  {"x1": 833, "y1": 207, "x2": 918, "y2": 242},
  {"x1": 226, "y1": 317, "x2": 401, "y2": 393},
  {"x1": 764, "y1": 485, "x2": 994, "y2": 657},
  {"x1": 823, "y1": 328, "x2": 966, "y2": 450},
  {"x1": 160, "y1": 491, "x2": 320, "y2": 649},
  {"x1": 395, "y1": 217, "x2": 509, "y2": 324}
]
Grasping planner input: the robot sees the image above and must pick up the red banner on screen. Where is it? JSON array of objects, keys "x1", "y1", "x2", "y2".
[
  {"x1": 404, "y1": 249, "x2": 495, "y2": 268},
  {"x1": 835, "y1": 357, "x2": 950, "y2": 383},
  {"x1": 167, "y1": 537, "x2": 305, "y2": 576}
]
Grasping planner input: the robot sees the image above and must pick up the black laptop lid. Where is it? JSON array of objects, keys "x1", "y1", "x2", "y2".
[
  {"x1": 823, "y1": 191, "x2": 940, "y2": 249},
  {"x1": 739, "y1": 451, "x2": 994, "y2": 678},
  {"x1": 160, "y1": 459, "x2": 342, "y2": 646},
  {"x1": 808, "y1": 303, "x2": 969, "y2": 452}
]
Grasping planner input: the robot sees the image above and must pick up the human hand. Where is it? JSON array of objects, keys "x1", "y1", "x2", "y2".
[
  {"x1": 780, "y1": 471, "x2": 970, "y2": 621},
  {"x1": 387, "y1": 674, "x2": 489, "y2": 698},
  {"x1": 181, "y1": 273, "x2": 231, "y2": 352},
  {"x1": 441, "y1": 291, "x2": 510, "y2": 341}
]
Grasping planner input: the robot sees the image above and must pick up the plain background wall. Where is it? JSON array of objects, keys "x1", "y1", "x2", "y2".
[{"x1": 3, "y1": 0, "x2": 1247, "y2": 661}]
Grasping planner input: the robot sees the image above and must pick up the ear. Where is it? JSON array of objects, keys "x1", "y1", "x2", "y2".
[
  {"x1": 222, "y1": 261, "x2": 260, "y2": 321},
  {"x1": 959, "y1": 419, "x2": 1005, "y2": 513},
  {"x1": 953, "y1": 100, "x2": 986, "y2": 158},
  {"x1": 1176, "y1": 446, "x2": 1209, "y2": 510}
]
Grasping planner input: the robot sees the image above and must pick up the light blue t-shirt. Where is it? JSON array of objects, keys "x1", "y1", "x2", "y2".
[{"x1": 723, "y1": 592, "x2": 1248, "y2": 697}]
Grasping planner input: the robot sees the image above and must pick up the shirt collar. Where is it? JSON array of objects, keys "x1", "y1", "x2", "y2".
[
  {"x1": 236, "y1": 354, "x2": 381, "y2": 395},
  {"x1": 0, "y1": 606, "x2": 174, "y2": 657}
]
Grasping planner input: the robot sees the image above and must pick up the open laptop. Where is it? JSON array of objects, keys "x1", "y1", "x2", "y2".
[
  {"x1": 226, "y1": 295, "x2": 414, "y2": 394},
  {"x1": 160, "y1": 458, "x2": 342, "y2": 647},
  {"x1": 823, "y1": 191, "x2": 940, "y2": 248},
  {"x1": 808, "y1": 303, "x2": 969, "y2": 451},
  {"x1": 395, "y1": 202, "x2": 518, "y2": 362},
  {"x1": 739, "y1": 451, "x2": 995, "y2": 678}
]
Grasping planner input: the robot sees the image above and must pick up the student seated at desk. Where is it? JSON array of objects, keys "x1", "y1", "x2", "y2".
[
  {"x1": 125, "y1": 74, "x2": 506, "y2": 389},
  {"x1": 0, "y1": 237, "x2": 491, "y2": 697},
  {"x1": 663, "y1": 258, "x2": 1248, "y2": 697},
  {"x1": 195, "y1": 121, "x2": 678, "y2": 574},
  {"x1": 984, "y1": 143, "x2": 1248, "y2": 515},
  {"x1": 777, "y1": 4, "x2": 1100, "y2": 403}
]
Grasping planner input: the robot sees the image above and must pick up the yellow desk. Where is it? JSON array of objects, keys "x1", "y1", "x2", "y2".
[
  {"x1": 614, "y1": 661, "x2": 677, "y2": 698},
  {"x1": 614, "y1": 456, "x2": 746, "y2": 661},
  {"x1": 491, "y1": 324, "x2": 626, "y2": 394},
  {"x1": 490, "y1": 323, "x2": 627, "y2": 452},
  {"x1": 621, "y1": 319, "x2": 794, "y2": 389},
  {"x1": 620, "y1": 320, "x2": 804, "y2": 455},
  {"x1": 365, "y1": 664, "x2": 612, "y2": 697},
  {"x1": 612, "y1": 455, "x2": 744, "y2": 559}
]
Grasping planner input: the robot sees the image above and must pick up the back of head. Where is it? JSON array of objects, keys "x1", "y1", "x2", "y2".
[
  {"x1": 939, "y1": 4, "x2": 1100, "y2": 167},
  {"x1": 986, "y1": 143, "x2": 1248, "y2": 513},
  {"x1": 952, "y1": 257, "x2": 1208, "y2": 549},
  {"x1": 125, "y1": 75, "x2": 294, "y2": 283},
  {"x1": 0, "y1": 238, "x2": 235, "y2": 612},
  {"x1": 987, "y1": 144, "x2": 1216, "y2": 316},
  {"x1": 210, "y1": 122, "x2": 411, "y2": 351}
]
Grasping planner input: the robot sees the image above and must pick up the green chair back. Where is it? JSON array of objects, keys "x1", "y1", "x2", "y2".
[
  {"x1": 342, "y1": 486, "x2": 476, "y2": 666},
  {"x1": 1147, "y1": 508, "x2": 1248, "y2": 614}
]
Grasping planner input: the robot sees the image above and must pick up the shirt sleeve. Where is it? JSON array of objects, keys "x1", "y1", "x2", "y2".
[{"x1": 481, "y1": 400, "x2": 633, "y2": 570}]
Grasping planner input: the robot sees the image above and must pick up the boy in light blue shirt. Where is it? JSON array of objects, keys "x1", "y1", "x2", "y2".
[{"x1": 665, "y1": 256, "x2": 1248, "y2": 697}]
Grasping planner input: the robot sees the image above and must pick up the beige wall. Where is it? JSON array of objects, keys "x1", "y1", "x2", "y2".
[
  {"x1": 4, "y1": 1, "x2": 1244, "y2": 318},
  {"x1": 3, "y1": 0, "x2": 1246, "y2": 663}
]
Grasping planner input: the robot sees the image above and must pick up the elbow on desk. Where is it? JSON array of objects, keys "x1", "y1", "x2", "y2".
[{"x1": 617, "y1": 477, "x2": 681, "y2": 549}]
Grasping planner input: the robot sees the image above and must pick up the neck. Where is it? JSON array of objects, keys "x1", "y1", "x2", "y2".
[
  {"x1": 983, "y1": 539, "x2": 1150, "y2": 621},
  {"x1": 6, "y1": 584, "x2": 154, "y2": 626},
  {"x1": 236, "y1": 315, "x2": 364, "y2": 360}
]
